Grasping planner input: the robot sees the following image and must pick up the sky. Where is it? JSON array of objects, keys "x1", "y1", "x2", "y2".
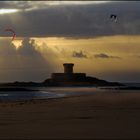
[{"x1": 0, "y1": 1, "x2": 140, "y2": 83}]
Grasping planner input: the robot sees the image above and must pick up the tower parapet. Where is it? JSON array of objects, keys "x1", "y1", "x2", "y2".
[
  {"x1": 51, "y1": 63, "x2": 86, "y2": 82},
  {"x1": 63, "y1": 63, "x2": 74, "y2": 74}
]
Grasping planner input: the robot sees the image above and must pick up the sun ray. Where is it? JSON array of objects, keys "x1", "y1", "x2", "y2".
[{"x1": 0, "y1": 9, "x2": 19, "y2": 14}]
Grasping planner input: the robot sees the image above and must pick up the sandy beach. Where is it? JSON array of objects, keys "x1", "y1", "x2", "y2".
[{"x1": 0, "y1": 89, "x2": 140, "y2": 139}]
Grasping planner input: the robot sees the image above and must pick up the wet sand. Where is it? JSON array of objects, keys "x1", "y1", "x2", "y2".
[{"x1": 0, "y1": 90, "x2": 140, "y2": 139}]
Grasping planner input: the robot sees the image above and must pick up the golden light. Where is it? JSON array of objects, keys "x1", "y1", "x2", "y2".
[
  {"x1": 46, "y1": 1, "x2": 110, "y2": 6},
  {"x1": 0, "y1": 9, "x2": 19, "y2": 14}
]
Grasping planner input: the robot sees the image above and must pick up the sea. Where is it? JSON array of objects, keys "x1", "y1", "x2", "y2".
[
  {"x1": 0, "y1": 87, "x2": 99, "y2": 102},
  {"x1": 0, "y1": 83, "x2": 139, "y2": 102}
]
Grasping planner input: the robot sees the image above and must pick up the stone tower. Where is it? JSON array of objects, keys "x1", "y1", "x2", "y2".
[{"x1": 63, "y1": 63, "x2": 74, "y2": 74}]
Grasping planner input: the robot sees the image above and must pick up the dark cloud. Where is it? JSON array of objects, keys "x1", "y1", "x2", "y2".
[
  {"x1": 0, "y1": 39, "x2": 16, "y2": 56},
  {"x1": 94, "y1": 53, "x2": 121, "y2": 59},
  {"x1": 0, "y1": 1, "x2": 36, "y2": 10},
  {"x1": 0, "y1": 1, "x2": 140, "y2": 37},
  {"x1": 72, "y1": 50, "x2": 87, "y2": 58},
  {"x1": 0, "y1": 38, "x2": 54, "y2": 82},
  {"x1": 18, "y1": 38, "x2": 39, "y2": 56}
]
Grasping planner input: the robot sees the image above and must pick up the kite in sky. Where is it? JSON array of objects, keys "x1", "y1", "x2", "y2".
[
  {"x1": 4, "y1": 28, "x2": 16, "y2": 41},
  {"x1": 110, "y1": 14, "x2": 118, "y2": 22}
]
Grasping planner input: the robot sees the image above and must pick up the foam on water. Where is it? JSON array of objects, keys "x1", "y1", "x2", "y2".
[{"x1": 0, "y1": 90, "x2": 66, "y2": 102}]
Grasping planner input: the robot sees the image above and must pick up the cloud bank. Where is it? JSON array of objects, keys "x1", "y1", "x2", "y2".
[
  {"x1": 72, "y1": 51, "x2": 87, "y2": 58},
  {"x1": 0, "y1": 38, "x2": 54, "y2": 82},
  {"x1": 94, "y1": 53, "x2": 121, "y2": 59},
  {"x1": 0, "y1": 1, "x2": 140, "y2": 37}
]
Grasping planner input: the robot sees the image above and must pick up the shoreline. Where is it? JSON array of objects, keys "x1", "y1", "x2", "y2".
[{"x1": 0, "y1": 90, "x2": 140, "y2": 139}]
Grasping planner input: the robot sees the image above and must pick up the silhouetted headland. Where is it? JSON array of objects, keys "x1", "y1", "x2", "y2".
[
  {"x1": 102, "y1": 86, "x2": 140, "y2": 90},
  {"x1": 44, "y1": 63, "x2": 123, "y2": 87},
  {"x1": 0, "y1": 63, "x2": 123, "y2": 87}
]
